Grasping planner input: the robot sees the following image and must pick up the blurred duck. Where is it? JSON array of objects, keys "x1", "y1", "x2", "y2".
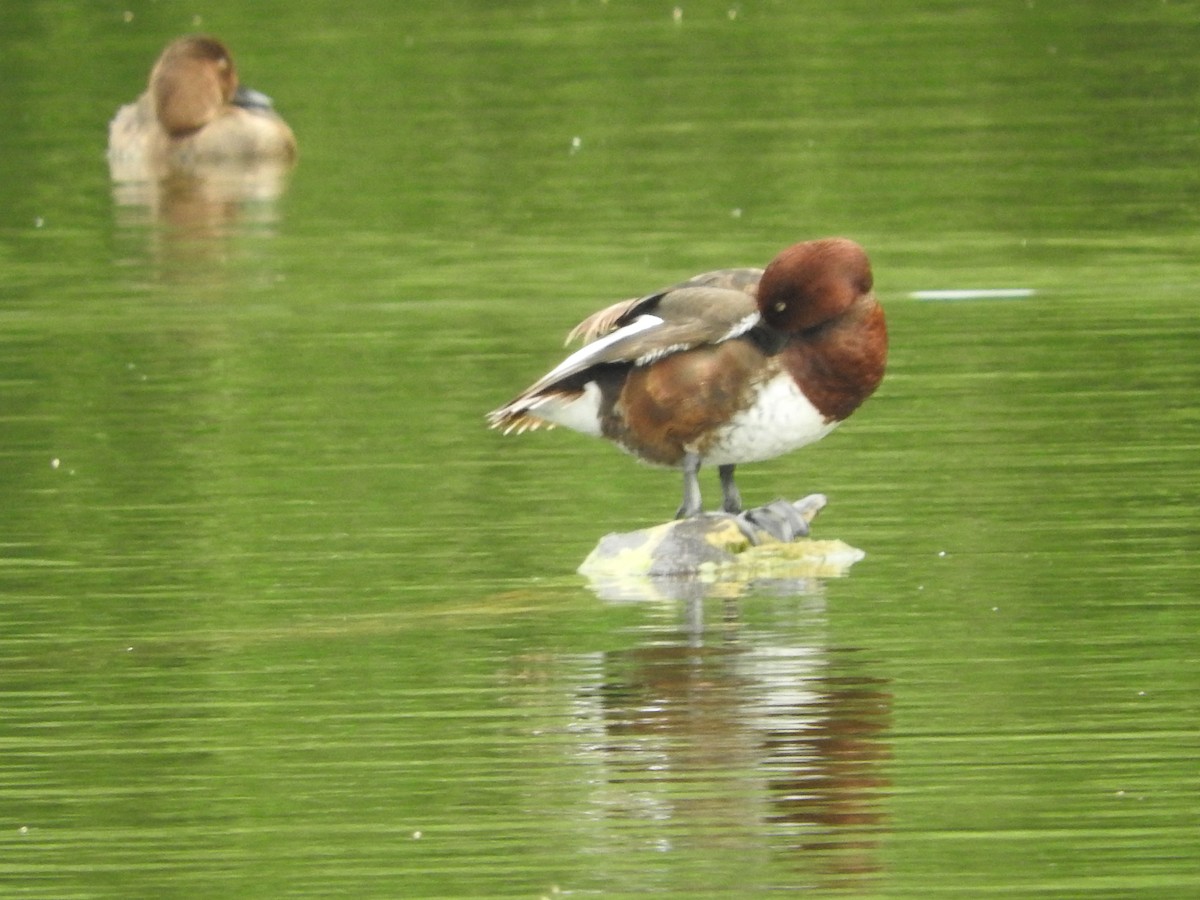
[{"x1": 108, "y1": 35, "x2": 296, "y2": 171}]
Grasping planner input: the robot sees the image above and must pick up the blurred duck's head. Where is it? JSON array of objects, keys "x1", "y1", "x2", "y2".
[{"x1": 148, "y1": 35, "x2": 242, "y2": 137}]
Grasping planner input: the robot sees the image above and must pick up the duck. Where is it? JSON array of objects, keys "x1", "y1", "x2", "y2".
[
  {"x1": 107, "y1": 35, "x2": 296, "y2": 171},
  {"x1": 487, "y1": 238, "x2": 887, "y2": 518}
]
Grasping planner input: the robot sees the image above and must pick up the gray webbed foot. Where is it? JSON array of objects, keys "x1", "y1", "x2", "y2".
[{"x1": 736, "y1": 496, "x2": 828, "y2": 543}]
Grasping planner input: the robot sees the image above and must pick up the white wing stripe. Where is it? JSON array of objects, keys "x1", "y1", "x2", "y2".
[
  {"x1": 635, "y1": 343, "x2": 690, "y2": 366},
  {"x1": 540, "y1": 314, "x2": 664, "y2": 384},
  {"x1": 718, "y1": 311, "x2": 761, "y2": 343}
]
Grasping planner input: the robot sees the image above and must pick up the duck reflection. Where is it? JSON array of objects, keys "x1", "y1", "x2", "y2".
[
  {"x1": 110, "y1": 162, "x2": 291, "y2": 234},
  {"x1": 579, "y1": 596, "x2": 890, "y2": 890},
  {"x1": 107, "y1": 35, "x2": 295, "y2": 252}
]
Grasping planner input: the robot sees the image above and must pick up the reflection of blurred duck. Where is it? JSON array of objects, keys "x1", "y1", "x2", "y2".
[{"x1": 108, "y1": 35, "x2": 296, "y2": 172}]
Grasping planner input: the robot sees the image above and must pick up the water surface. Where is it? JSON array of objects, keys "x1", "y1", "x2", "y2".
[{"x1": 1, "y1": 2, "x2": 1197, "y2": 897}]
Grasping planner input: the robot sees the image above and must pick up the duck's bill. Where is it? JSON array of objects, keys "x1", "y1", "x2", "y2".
[{"x1": 232, "y1": 85, "x2": 274, "y2": 110}]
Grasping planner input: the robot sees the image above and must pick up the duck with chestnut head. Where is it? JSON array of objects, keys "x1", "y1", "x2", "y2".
[
  {"x1": 108, "y1": 35, "x2": 296, "y2": 174},
  {"x1": 488, "y1": 238, "x2": 887, "y2": 518}
]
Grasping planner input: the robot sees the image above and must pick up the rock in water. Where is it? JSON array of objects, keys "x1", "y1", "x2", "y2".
[{"x1": 578, "y1": 494, "x2": 864, "y2": 580}]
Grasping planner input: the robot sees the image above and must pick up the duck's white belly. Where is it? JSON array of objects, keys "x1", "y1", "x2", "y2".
[{"x1": 697, "y1": 372, "x2": 838, "y2": 466}]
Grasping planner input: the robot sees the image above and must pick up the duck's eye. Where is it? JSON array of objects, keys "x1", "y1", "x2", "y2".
[{"x1": 773, "y1": 300, "x2": 787, "y2": 313}]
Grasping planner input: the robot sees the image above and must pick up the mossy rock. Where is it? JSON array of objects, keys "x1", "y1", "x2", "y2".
[{"x1": 578, "y1": 494, "x2": 864, "y2": 582}]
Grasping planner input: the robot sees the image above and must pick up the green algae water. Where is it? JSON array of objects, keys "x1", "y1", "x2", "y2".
[{"x1": 1, "y1": 1, "x2": 1197, "y2": 897}]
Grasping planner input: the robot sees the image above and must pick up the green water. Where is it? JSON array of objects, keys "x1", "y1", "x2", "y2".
[{"x1": 2, "y1": 1, "x2": 1198, "y2": 897}]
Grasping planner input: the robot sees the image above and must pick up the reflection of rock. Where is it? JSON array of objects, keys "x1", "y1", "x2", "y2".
[{"x1": 579, "y1": 494, "x2": 865, "y2": 601}]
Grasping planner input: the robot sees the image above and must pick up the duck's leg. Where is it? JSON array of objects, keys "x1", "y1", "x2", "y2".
[
  {"x1": 675, "y1": 452, "x2": 703, "y2": 519},
  {"x1": 718, "y1": 464, "x2": 742, "y2": 513}
]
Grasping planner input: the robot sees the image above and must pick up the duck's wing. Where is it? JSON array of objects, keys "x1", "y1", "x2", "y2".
[
  {"x1": 490, "y1": 282, "x2": 757, "y2": 420},
  {"x1": 488, "y1": 268, "x2": 765, "y2": 432},
  {"x1": 567, "y1": 267, "x2": 763, "y2": 345}
]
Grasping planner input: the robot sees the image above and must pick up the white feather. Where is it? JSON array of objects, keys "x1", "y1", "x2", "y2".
[
  {"x1": 699, "y1": 372, "x2": 839, "y2": 466},
  {"x1": 540, "y1": 314, "x2": 664, "y2": 384},
  {"x1": 635, "y1": 343, "x2": 690, "y2": 366},
  {"x1": 718, "y1": 311, "x2": 761, "y2": 343},
  {"x1": 523, "y1": 381, "x2": 604, "y2": 437}
]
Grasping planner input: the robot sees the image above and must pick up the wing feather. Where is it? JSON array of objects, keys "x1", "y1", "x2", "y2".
[{"x1": 489, "y1": 269, "x2": 765, "y2": 430}]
